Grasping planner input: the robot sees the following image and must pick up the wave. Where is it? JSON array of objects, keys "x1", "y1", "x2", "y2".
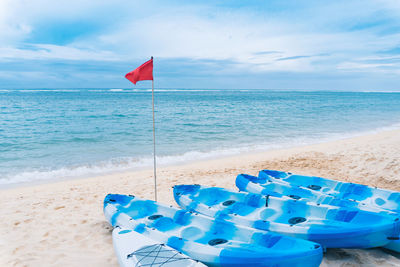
[
  {"x1": 360, "y1": 91, "x2": 400, "y2": 93},
  {"x1": 131, "y1": 89, "x2": 232, "y2": 92},
  {"x1": 17, "y1": 89, "x2": 81, "y2": 93},
  {"x1": 0, "y1": 146, "x2": 257, "y2": 186}
]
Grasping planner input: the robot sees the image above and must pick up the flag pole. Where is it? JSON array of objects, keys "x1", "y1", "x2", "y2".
[
  {"x1": 125, "y1": 56, "x2": 157, "y2": 201},
  {"x1": 151, "y1": 57, "x2": 157, "y2": 202}
]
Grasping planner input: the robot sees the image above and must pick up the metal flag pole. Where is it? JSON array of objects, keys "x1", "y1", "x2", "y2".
[
  {"x1": 124, "y1": 56, "x2": 157, "y2": 201},
  {"x1": 151, "y1": 59, "x2": 157, "y2": 202}
]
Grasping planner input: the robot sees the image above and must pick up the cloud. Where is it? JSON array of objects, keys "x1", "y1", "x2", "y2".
[
  {"x1": 0, "y1": 44, "x2": 121, "y2": 61},
  {"x1": 64, "y1": 1, "x2": 400, "y2": 75},
  {"x1": 0, "y1": 0, "x2": 31, "y2": 43},
  {"x1": 337, "y1": 54, "x2": 400, "y2": 74},
  {"x1": 0, "y1": 0, "x2": 400, "y2": 90},
  {"x1": 276, "y1": 56, "x2": 312, "y2": 61}
]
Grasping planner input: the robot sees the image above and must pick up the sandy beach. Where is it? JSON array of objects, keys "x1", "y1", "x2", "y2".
[{"x1": 2, "y1": 129, "x2": 400, "y2": 267}]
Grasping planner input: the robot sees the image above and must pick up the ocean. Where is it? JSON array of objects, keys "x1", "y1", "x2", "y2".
[{"x1": 1, "y1": 89, "x2": 400, "y2": 186}]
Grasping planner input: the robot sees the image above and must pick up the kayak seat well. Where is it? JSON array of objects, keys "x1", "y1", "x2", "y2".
[
  {"x1": 225, "y1": 202, "x2": 257, "y2": 217},
  {"x1": 259, "y1": 208, "x2": 277, "y2": 220},
  {"x1": 252, "y1": 233, "x2": 283, "y2": 248},
  {"x1": 152, "y1": 217, "x2": 177, "y2": 232},
  {"x1": 326, "y1": 209, "x2": 358, "y2": 223},
  {"x1": 197, "y1": 188, "x2": 232, "y2": 206},
  {"x1": 375, "y1": 198, "x2": 386, "y2": 206},
  {"x1": 181, "y1": 226, "x2": 203, "y2": 240}
]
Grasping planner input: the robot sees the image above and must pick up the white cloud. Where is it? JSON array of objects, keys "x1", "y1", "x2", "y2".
[
  {"x1": 337, "y1": 54, "x2": 400, "y2": 74},
  {"x1": 377, "y1": 0, "x2": 400, "y2": 10},
  {"x1": 0, "y1": 0, "x2": 32, "y2": 43},
  {"x1": 0, "y1": 44, "x2": 121, "y2": 61},
  {"x1": 89, "y1": 9, "x2": 390, "y2": 73},
  {"x1": 0, "y1": 0, "x2": 130, "y2": 43},
  {"x1": 90, "y1": 12, "x2": 321, "y2": 72},
  {"x1": 338, "y1": 62, "x2": 395, "y2": 70},
  {"x1": 1, "y1": 0, "x2": 400, "y2": 76}
]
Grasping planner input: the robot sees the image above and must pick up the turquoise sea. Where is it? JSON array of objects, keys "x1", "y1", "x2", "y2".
[{"x1": 1, "y1": 89, "x2": 400, "y2": 186}]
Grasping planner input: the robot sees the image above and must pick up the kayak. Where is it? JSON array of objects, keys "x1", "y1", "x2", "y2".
[
  {"x1": 104, "y1": 194, "x2": 323, "y2": 267},
  {"x1": 259, "y1": 169, "x2": 400, "y2": 213},
  {"x1": 112, "y1": 226, "x2": 206, "y2": 267},
  {"x1": 174, "y1": 184, "x2": 398, "y2": 248},
  {"x1": 235, "y1": 173, "x2": 389, "y2": 213},
  {"x1": 236, "y1": 172, "x2": 400, "y2": 252}
]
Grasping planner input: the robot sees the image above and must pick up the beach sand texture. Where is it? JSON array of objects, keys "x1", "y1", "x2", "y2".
[{"x1": 1, "y1": 129, "x2": 400, "y2": 266}]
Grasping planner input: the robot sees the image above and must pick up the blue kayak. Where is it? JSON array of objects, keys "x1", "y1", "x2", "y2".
[
  {"x1": 104, "y1": 194, "x2": 323, "y2": 267},
  {"x1": 258, "y1": 169, "x2": 400, "y2": 213},
  {"x1": 236, "y1": 172, "x2": 400, "y2": 252},
  {"x1": 236, "y1": 174, "x2": 390, "y2": 213},
  {"x1": 174, "y1": 184, "x2": 399, "y2": 249}
]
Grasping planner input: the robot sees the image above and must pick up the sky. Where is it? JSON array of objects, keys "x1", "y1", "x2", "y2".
[{"x1": 0, "y1": 0, "x2": 400, "y2": 91}]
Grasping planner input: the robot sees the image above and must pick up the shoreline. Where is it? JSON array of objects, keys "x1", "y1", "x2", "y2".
[
  {"x1": 2, "y1": 129, "x2": 400, "y2": 266},
  {"x1": 2, "y1": 122, "x2": 400, "y2": 190}
]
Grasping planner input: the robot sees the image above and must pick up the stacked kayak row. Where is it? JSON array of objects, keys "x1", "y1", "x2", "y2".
[
  {"x1": 237, "y1": 170, "x2": 400, "y2": 213},
  {"x1": 104, "y1": 170, "x2": 400, "y2": 266},
  {"x1": 236, "y1": 170, "x2": 400, "y2": 252},
  {"x1": 173, "y1": 184, "x2": 398, "y2": 249}
]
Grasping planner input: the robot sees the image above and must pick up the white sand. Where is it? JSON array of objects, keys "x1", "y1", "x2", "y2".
[{"x1": 1, "y1": 129, "x2": 400, "y2": 266}]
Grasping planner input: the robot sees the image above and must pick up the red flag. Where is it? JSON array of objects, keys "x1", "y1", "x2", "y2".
[{"x1": 125, "y1": 57, "x2": 153, "y2": 85}]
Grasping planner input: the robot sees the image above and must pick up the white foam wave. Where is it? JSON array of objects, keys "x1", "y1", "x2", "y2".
[
  {"x1": 17, "y1": 89, "x2": 80, "y2": 92},
  {"x1": 154, "y1": 89, "x2": 224, "y2": 92},
  {"x1": 0, "y1": 141, "x2": 287, "y2": 187},
  {"x1": 131, "y1": 89, "x2": 229, "y2": 92},
  {"x1": 0, "y1": 146, "x2": 257, "y2": 186},
  {"x1": 360, "y1": 90, "x2": 400, "y2": 93}
]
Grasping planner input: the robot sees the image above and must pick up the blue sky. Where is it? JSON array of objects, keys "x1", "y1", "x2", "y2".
[{"x1": 0, "y1": 0, "x2": 400, "y2": 90}]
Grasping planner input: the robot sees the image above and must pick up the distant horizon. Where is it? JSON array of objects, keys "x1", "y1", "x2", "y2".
[
  {"x1": 2, "y1": 87, "x2": 400, "y2": 93},
  {"x1": 1, "y1": 1, "x2": 400, "y2": 91}
]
